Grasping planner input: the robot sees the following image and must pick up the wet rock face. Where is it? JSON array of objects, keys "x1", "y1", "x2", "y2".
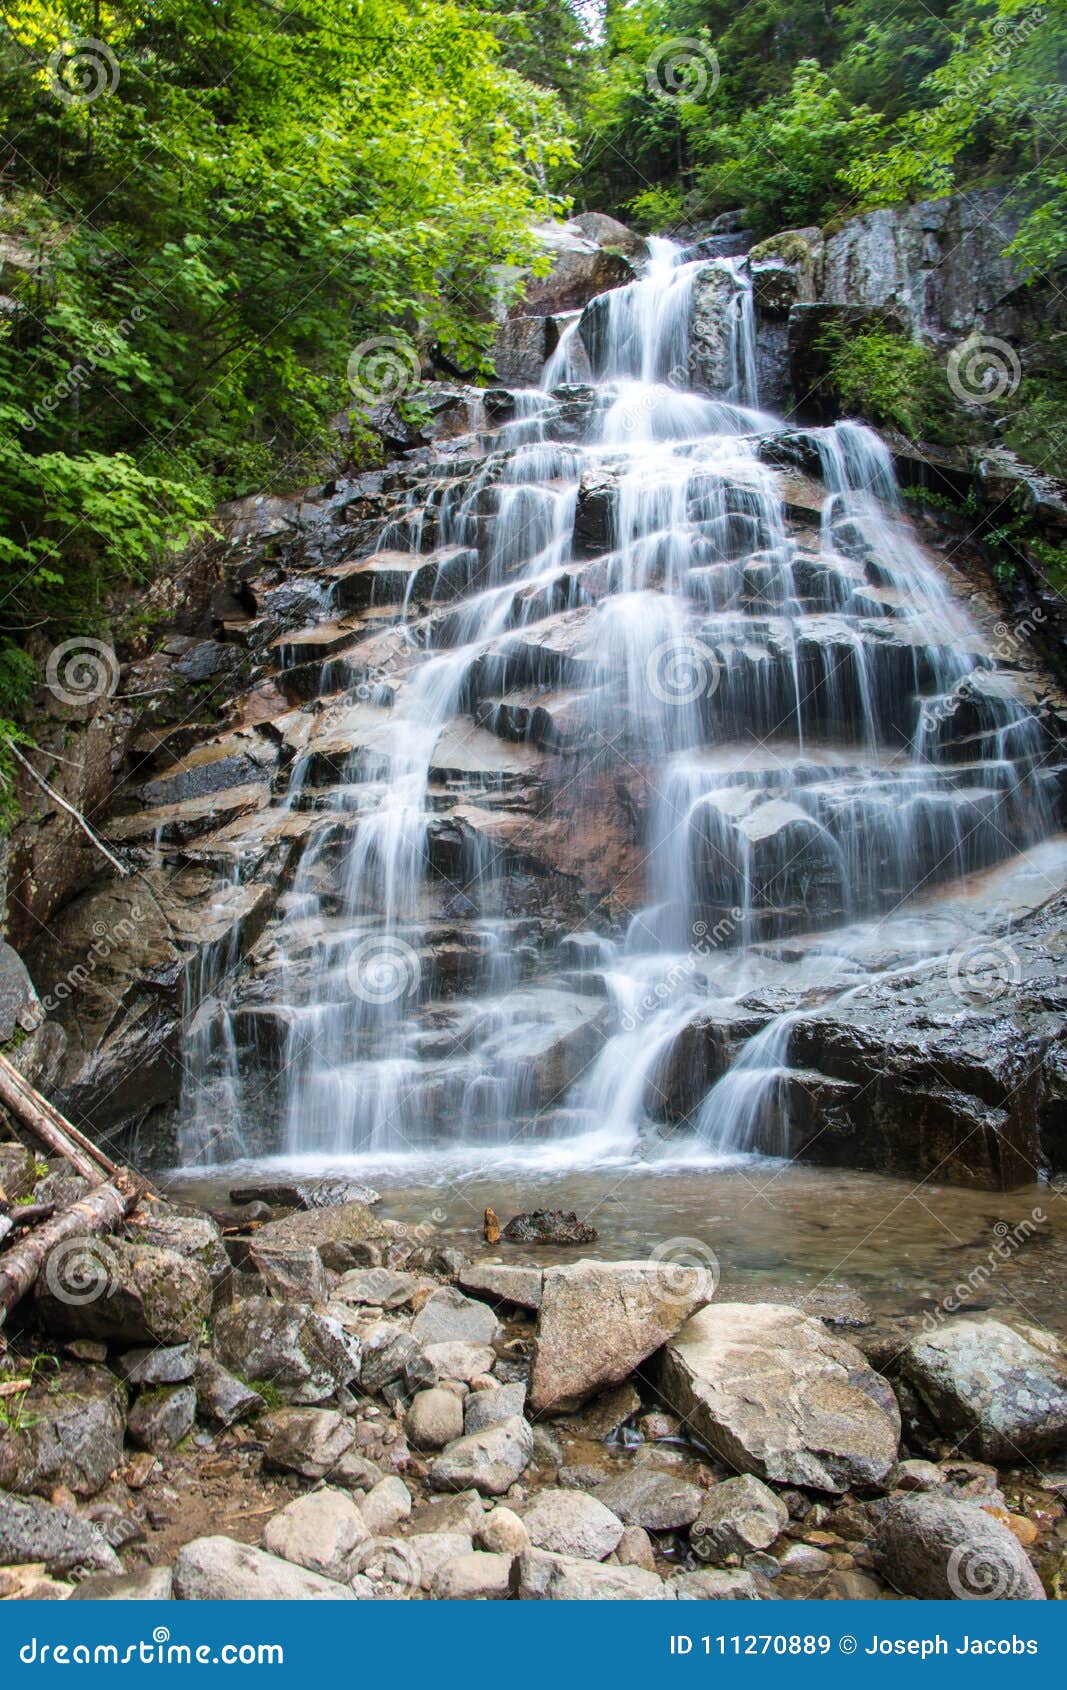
[{"x1": 659, "y1": 1303, "x2": 901, "y2": 1494}]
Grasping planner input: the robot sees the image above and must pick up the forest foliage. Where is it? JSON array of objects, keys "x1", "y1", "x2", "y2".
[{"x1": 0, "y1": 0, "x2": 1064, "y2": 768}]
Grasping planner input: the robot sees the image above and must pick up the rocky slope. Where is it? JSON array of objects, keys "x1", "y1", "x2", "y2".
[{"x1": 0, "y1": 1176, "x2": 1063, "y2": 1600}]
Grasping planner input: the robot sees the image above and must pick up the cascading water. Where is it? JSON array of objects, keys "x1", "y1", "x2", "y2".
[{"x1": 177, "y1": 237, "x2": 1055, "y2": 1175}]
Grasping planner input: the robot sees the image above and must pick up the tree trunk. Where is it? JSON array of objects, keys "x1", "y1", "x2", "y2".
[
  {"x1": 0, "y1": 1053, "x2": 116, "y2": 1184},
  {"x1": 0, "y1": 1176, "x2": 141, "y2": 1326}
]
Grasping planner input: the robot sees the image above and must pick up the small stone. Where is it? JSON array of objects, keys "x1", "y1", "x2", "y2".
[
  {"x1": 594, "y1": 1467, "x2": 704, "y2": 1532},
  {"x1": 69, "y1": 1568, "x2": 174, "y2": 1600},
  {"x1": 476, "y1": 1506, "x2": 529, "y2": 1556},
  {"x1": 458, "y1": 1263, "x2": 544, "y2": 1311},
  {"x1": 894, "y1": 1458, "x2": 944, "y2": 1491},
  {"x1": 359, "y1": 1476, "x2": 411, "y2": 1535},
  {"x1": 65, "y1": 1340, "x2": 108, "y2": 1364},
  {"x1": 514, "y1": 1547, "x2": 666, "y2": 1600},
  {"x1": 0, "y1": 1364, "x2": 126, "y2": 1499},
  {"x1": 335, "y1": 1269, "x2": 422, "y2": 1309},
  {"x1": 567, "y1": 1382, "x2": 642, "y2": 1441},
  {"x1": 431, "y1": 1550, "x2": 512, "y2": 1600},
  {"x1": 429, "y1": 1415, "x2": 533, "y2": 1497},
  {"x1": 407, "y1": 1531, "x2": 474, "y2": 1589},
  {"x1": 116, "y1": 1344, "x2": 196, "y2": 1386},
  {"x1": 520, "y1": 1487, "x2": 624, "y2": 1561},
  {"x1": 778, "y1": 1542, "x2": 833, "y2": 1575},
  {"x1": 0, "y1": 1493, "x2": 121, "y2": 1578},
  {"x1": 261, "y1": 1408, "x2": 356, "y2": 1479},
  {"x1": 123, "y1": 1452, "x2": 158, "y2": 1490},
  {"x1": 262, "y1": 1489, "x2": 369, "y2": 1581},
  {"x1": 671, "y1": 1568, "x2": 761, "y2": 1600},
  {"x1": 412, "y1": 1287, "x2": 501, "y2": 1348},
  {"x1": 691, "y1": 1475, "x2": 789, "y2": 1560},
  {"x1": 406, "y1": 1387, "x2": 464, "y2": 1451},
  {"x1": 249, "y1": 1243, "x2": 326, "y2": 1304},
  {"x1": 637, "y1": 1412, "x2": 680, "y2": 1442},
  {"x1": 127, "y1": 1385, "x2": 196, "y2": 1452},
  {"x1": 194, "y1": 1356, "x2": 264, "y2": 1427},
  {"x1": 408, "y1": 1492, "x2": 484, "y2": 1537},
  {"x1": 422, "y1": 1342, "x2": 495, "y2": 1383},
  {"x1": 464, "y1": 1383, "x2": 527, "y2": 1435},
  {"x1": 616, "y1": 1525, "x2": 656, "y2": 1570}
]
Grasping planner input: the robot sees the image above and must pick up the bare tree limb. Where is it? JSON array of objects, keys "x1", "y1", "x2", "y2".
[
  {"x1": 6, "y1": 739, "x2": 130, "y2": 878},
  {"x1": 0, "y1": 1176, "x2": 141, "y2": 1326},
  {"x1": 0, "y1": 1053, "x2": 117, "y2": 1183}
]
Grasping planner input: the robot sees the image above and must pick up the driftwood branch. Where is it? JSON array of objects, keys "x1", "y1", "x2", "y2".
[
  {"x1": 6, "y1": 740, "x2": 130, "y2": 879},
  {"x1": 0, "y1": 1176, "x2": 140, "y2": 1326},
  {"x1": 0, "y1": 1053, "x2": 117, "y2": 1184}
]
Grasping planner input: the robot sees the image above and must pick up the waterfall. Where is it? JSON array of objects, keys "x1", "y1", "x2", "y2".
[{"x1": 178, "y1": 238, "x2": 1054, "y2": 1173}]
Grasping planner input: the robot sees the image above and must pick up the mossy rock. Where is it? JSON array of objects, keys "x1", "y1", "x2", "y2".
[{"x1": 34, "y1": 1238, "x2": 212, "y2": 1345}]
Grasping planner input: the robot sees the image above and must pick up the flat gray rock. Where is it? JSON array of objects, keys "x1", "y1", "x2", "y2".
[
  {"x1": 173, "y1": 1535, "x2": 355, "y2": 1599},
  {"x1": 690, "y1": 1475, "x2": 789, "y2": 1558},
  {"x1": 593, "y1": 1467, "x2": 704, "y2": 1531},
  {"x1": 660, "y1": 1302, "x2": 900, "y2": 1494},
  {"x1": 0, "y1": 1493, "x2": 121, "y2": 1579},
  {"x1": 514, "y1": 1547, "x2": 670, "y2": 1600},
  {"x1": 519, "y1": 1487, "x2": 624, "y2": 1561},
  {"x1": 530, "y1": 1258, "x2": 716, "y2": 1412},
  {"x1": 411, "y1": 1286, "x2": 502, "y2": 1348},
  {"x1": 458, "y1": 1263, "x2": 544, "y2": 1311},
  {"x1": 429, "y1": 1415, "x2": 533, "y2": 1497}
]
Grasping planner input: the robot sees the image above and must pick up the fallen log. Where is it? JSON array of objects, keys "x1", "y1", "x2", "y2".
[
  {"x1": 0, "y1": 1052, "x2": 116, "y2": 1184},
  {"x1": 0, "y1": 1173, "x2": 142, "y2": 1328}
]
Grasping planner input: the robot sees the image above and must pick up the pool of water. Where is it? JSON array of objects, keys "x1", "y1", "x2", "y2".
[{"x1": 168, "y1": 1154, "x2": 1066, "y2": 1339}]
